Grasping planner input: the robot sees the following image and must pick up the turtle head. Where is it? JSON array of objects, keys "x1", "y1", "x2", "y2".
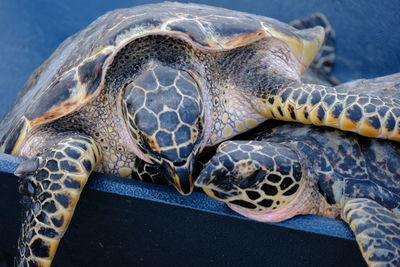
[
  {"x1": 195, "y1": 140, "x2": 307, "y2": 222},
  {"x1": 119, "y1": 62, "x2": 204, "y2": 195}
]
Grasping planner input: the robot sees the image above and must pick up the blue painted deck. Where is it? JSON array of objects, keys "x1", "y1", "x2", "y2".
[{"x1": 0, "y1": 152, "x2": 354, "y2": 240}]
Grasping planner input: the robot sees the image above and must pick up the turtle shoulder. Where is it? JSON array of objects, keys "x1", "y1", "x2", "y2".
[{"x1": 336, "y1": 72, "x2": 400, "y2": 200}]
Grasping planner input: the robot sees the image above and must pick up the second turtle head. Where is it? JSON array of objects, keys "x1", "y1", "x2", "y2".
[{"x1": 195, "y1": 140, "x2": 307, "y2": 221}]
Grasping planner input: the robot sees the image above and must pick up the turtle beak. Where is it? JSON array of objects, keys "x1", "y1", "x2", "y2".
[
  {"x1": 162, "y1": 155, "x2": 197, "y2": 195},
  {"x1": 194, "y1": 163, "x2": 218, "y2": 197},
  {"x1": 195, "y1": 162, "x2": 237, "y2": 200}
]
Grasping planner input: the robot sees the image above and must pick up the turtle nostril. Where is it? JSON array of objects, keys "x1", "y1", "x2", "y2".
[{"x1": 174, "y1": 159, "x2": 187, "y2": 167}]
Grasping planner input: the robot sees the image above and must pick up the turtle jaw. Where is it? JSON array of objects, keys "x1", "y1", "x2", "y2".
[
  {"x1": 226, "y1": 182, "x2": 309, "y2": 223},
  {"x1": 195, "y1": 177, "x2": 237, "y2": 200},
  {"x1": 227, "y1": 192, "x2": 308, "y2": 222},
  {"x1": 162, "y1": 155, "x2": 197, "y2": 195}
]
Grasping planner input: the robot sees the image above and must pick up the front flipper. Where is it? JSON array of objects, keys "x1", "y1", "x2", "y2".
[
  {"x1": 342, "y1": 198, "x2": 400, "y2": 266},
  {"x1": 256, "y1": 82, "x2": 400, "y2": 141},
  {"x1": 15, "y1": 135, "x2": 100, "y2": 267}
]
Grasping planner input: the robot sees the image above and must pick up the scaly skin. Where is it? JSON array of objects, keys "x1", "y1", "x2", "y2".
[
  {"x1": 15, "y1": 134, "x2": 100, "y2": 267},
  {"x1": 256, "y1": 82, "x2": 400, "y2": 141},
  {"x1": 343, "y1": 198, "x2": 400, "y2": 267},
  {"x1": 197, "y1": 73, "x2": 400, "y2": 265}
]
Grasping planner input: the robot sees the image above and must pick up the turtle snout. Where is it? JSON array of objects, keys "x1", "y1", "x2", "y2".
[
  {"x1": 195, "y1": 162, "x2": 240, "y2": 201},
  {"x1": 195, "y1": 162, "x2": 234, "y2": 192},
  {"x1": 162, "y1": 158, "x2": 196, "y2": 195},
  {"x1": 194, "y1": 162, "x2": 214, "y2": 187}
]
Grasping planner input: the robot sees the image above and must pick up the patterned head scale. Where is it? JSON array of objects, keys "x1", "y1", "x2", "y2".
[
  {"x1": 122, "y1": 62, "x2": 204, "y2": 194},
  {"x1": 196, "y1": 140, "x2": 304, "y2": 212}
]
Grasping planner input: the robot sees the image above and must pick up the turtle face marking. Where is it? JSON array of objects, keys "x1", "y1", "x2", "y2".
[
  {"x1": 122, "y1": 62, "x2": 204, "y2": 194},
  {"x1": 195, "y1": 140, "x2": 303, "y2": 212}
]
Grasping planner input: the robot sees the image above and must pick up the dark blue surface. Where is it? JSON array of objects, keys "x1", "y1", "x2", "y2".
[
  {"x1": 0, "y1": 152, "x2": 354, "y2": 240},
  {"x1": 0, "y1": 0, "x2": 399, "y2": 245}
]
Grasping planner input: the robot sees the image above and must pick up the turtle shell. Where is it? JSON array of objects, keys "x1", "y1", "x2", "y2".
[
  {"x1": 0, "y1": 2, "x2": 324, "y2": 155},
  {"x1": 337, "y1": 73, "x2": 400, "y2": 210}
]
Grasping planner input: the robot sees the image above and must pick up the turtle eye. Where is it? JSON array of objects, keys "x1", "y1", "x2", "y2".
[{"x1": 236, "y1": 168, "x2": 267, "y2": 189}]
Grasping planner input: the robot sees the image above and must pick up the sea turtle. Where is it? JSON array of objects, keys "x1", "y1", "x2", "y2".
[
  {"x1": 196, "y1": 73, "x2": 400, "y2": 266},
  {"x1": 1, "y1": 2, "x2": 400, "y2": 266}
]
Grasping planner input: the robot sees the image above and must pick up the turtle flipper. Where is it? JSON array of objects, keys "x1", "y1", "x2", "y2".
[
  {"x1": 14, "y1": 135, "x2": 100, "y2": 267},
  {"x1": 256, "y1": 82, "x2": 400, "y2": 141},
  {"x1": 342, "y1": 198, "x2": 400, "y2": 266}
]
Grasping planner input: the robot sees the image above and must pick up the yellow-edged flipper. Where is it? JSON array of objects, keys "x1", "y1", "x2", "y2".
[{"x1": 15, "y1": 135, "x2": 100, "y2": 267}]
